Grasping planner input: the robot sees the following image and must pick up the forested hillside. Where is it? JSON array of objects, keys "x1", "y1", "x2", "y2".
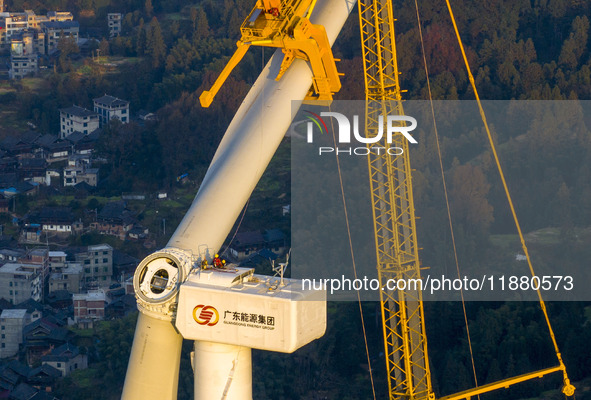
[{"x1": 2, "y1": 0, "x2": 591, "y2": 399}]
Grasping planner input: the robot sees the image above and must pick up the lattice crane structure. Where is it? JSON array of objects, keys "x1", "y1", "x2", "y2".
[
  {"x1": 357, "y1": 1, "x2": 433, "y2": 398},
  {"x1": 356, "y1": 1, "x2": 575, "y2": 399}
]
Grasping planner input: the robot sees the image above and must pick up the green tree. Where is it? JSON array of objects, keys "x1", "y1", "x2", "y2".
[
  {"x1": 522, "y1": 38, "x2": 537, "y2": 64},
  {"x1": 54, "y1": 313, "x2": 139, "y2": 400},
  {"x1": 193, "y1": 8, "x2": 210, "y2": 42},
  {"x1": 165, "y1": 38, "x2": 199, "y2": 73},
  {"x1": 145, "y1": 17, "x2": 166, "y2": 68},
  {"x1": 57, "y1": 36, "x2": 79, "y2": 73},
  {"x1": 497, "y1": 59, "x2": 520, "y2": 89},
  {"x1": 228, "y1": 9, "x2": 241, "y2": 37},
  {"x1": 13, "y1": 194, "x2": 29, "y2": 216},
  {"x1": 135, "y1": 18, "x2": 146, "y2": 56},
  {"x1": 57, "y1": 35, "x2": 79, "y2": 55},
  {"x1": 485, "y1": 358, "x2": 503, "y2": 384},
  {"x1": 170, "y1": 20, "x2": 180, "y2": 38},
  {"x1": 144, "y1": 0, "x2": 153, "y2": 18},
  {"x1": 190, "y1": 7, "x2": 198, "y2": 32},
  {"x1": 450, "y1": 164, "x2": 494, "y2": 234},
  {"x1": 441, "y1": 352, "x2": 472, "y2": 394},
  {"x1": 99, "y1": 38, "x2": 110, "y2": 56},
  {"x1": 558, "y1": 16, "x2": 589, "y2": 70}
]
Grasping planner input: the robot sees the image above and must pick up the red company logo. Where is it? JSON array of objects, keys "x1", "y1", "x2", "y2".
[{"x1": 193, "y1": 305, "x2": 219, "y2": 326}]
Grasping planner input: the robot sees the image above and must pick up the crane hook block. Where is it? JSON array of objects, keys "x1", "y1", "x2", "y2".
[{"x1": 199, "y1": 0, "x2": 341, "y2": 108}]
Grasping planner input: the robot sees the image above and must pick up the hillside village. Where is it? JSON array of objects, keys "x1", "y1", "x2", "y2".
[
  {"x1": 0, "y1": 219, "x2": 287, "y2": 400},
  {"x1": 0, "y1": 111, "x2": 287, "y2": 399},
  {"x1": 0, "y1": 0, "x2": 125, "y2": 81},
  {"x1": 0, "y1": 3, "x2": 293, "y2": 398}
]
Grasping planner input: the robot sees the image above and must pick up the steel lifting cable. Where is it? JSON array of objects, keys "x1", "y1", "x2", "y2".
[
  {"x1": 411, "y1": 0, "x2": 481, "y2": 397},
  {"x1": 444, "y1": 0, "x2": 575, "y2": 394},
  {"x1": 327, "y1": 104, "x2": 378, "y2": 400},
  {"x1": 221, "y1": 198, "x2": 250, "y2": 257}
]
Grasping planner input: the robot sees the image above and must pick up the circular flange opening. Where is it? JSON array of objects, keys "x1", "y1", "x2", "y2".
[{"x1": 134, "y1": 254, "x2": 184, "y2": 304}]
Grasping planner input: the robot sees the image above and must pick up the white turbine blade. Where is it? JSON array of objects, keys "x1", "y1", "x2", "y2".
[{"x1": 121, "y1": 312, "x2": 183, "y2": 399}]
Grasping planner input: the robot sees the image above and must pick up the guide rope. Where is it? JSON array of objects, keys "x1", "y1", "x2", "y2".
[
  {"x1": 444, "y1": 0, "x2": 574, "y2": 393},
  {"x1": 328, "y1": 103, "x2": 378, "y2": 400},
  {"x1": 412, "y1": 0, "x2": 481, "y2": 397}
]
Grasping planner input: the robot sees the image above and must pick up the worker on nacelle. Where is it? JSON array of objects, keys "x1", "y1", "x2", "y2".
[{"x1": 213, "y1": 254, "x2": 223, "y2": 268}]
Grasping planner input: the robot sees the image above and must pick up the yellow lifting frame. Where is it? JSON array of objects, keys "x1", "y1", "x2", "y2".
[
  {"x1": 199, "y1": 0, "x2": 341, "y2": 108},
  {"x1": 357, "y1": 0, "x2": 576, "y2": 399}
]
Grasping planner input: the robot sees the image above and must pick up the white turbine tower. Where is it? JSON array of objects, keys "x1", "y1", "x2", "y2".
[{"x1": 121, "y1": 1, "x2": 355, "y2": 399}]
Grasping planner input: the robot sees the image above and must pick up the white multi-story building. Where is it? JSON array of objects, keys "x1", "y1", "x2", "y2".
[
  {"x1": 9, "y1": 53, "x2": 37, "y2": 79},
  {"x1": 49, "y1": 264, "x2": 82, "y2": 294},
  {"x1": 47, "y1": 11, "x2": 74, "y2": 22},
  {"x1": 93, "y1": 95, "x2": 129, "y2": 126},
  {"x1": 107, "y1": 13, "x2": 122, "y2": 38},
  {"x1": 48, "y1": 250, "x2": 82, "y2": 294},
  {"x1": 0, "y1": 309, "x2": 30, "y2": 358},
  {"x1": 25, "y1": 9, "x2": 44, "y2": 28},
  {"x1": 9, "y1": 30, "x2": 39, "y2": 79},
  {"x1": 25, "y1": 10, "x2": 72, "y2": 29},
  {"x1": 0, "y1": 263, "x2": 43, "y2": 304},
  {"x1": 9, "y1": 26, "x2": 43, "y2": 53},
  {"x1": 59, "y1": 105, "x2": 99, "y2": 139},
  {"x1": 63, "y1": 157, "x2": 98, "y2": 187},
  {"x1": 75, "y1": 244, "x2": 113, "y2": 288},
  {"x1": 0, "y1": 12, "x2": 28, "y2": 45},
  {"x1": 0, "y1": 10, "x2": 72, "y2": 50},
  {"x1": 64, "y1": 165, "x2": 99, "y2": 186},
  {"x1": 48, "y1": 251, "x2": 67, "y2": 271}
]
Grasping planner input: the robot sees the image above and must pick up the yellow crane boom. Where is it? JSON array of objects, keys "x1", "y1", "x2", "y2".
[{"x1": 357, "y1": 1, "x2": 433, "y2": 398}]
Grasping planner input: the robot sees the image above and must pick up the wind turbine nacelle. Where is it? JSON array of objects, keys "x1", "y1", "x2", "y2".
[{"x1": 175, "y1": 266, "x2": 326, "y2": 353}]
